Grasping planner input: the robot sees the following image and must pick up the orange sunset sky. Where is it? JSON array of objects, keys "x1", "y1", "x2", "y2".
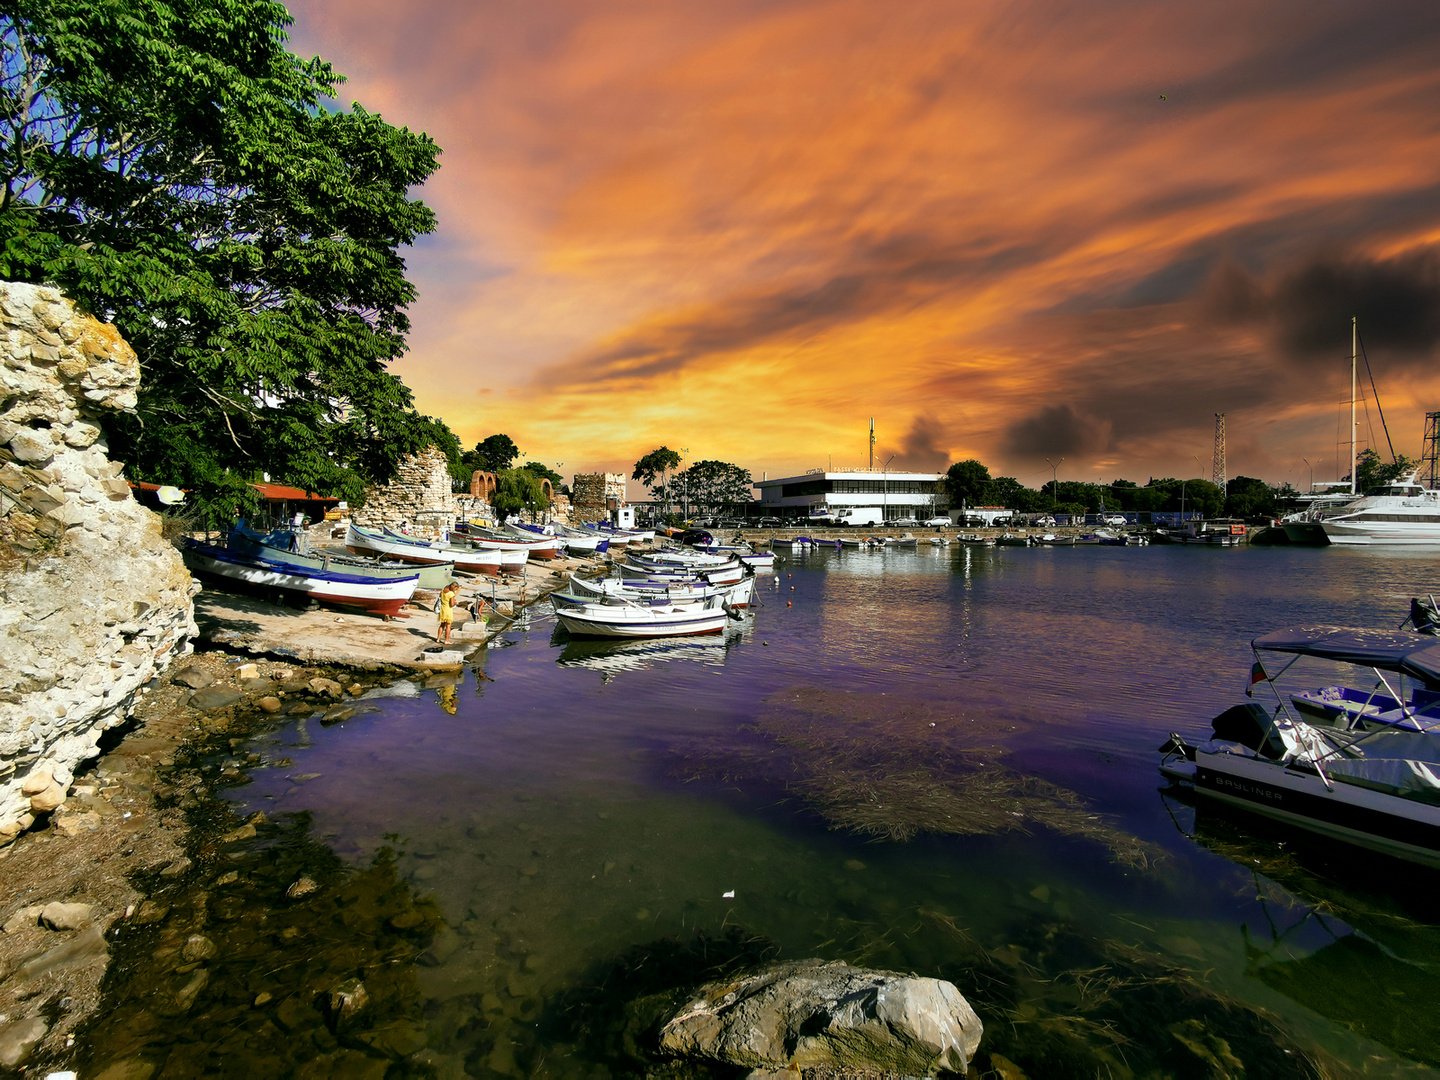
[{"x1": 292, "y1": 0, "x2": 1440, "y2": 495}]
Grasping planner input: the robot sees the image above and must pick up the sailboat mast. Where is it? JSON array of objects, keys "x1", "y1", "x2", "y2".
[{"x1": 1351, "y1": 316, "x2": 1358, "y2": 496}]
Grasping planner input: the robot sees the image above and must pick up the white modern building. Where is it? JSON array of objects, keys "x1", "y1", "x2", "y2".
[{"x1": 755, "y1": 469, "x2": 945, "y2": 521}]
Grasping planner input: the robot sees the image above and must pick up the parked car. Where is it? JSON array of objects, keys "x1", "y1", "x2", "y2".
[
  {"x1": 923, "y1": 515, "x2": 950, "y2": 527},
  {"x1": 757, "y1": 516, "x2": 782, "y2": 526},
  {"x1": 892, "y1": 516, "x2": 918, "y2": 526},
  {"x1": 1101, "y1": 514, "x2": 1126, "y2": 527}
]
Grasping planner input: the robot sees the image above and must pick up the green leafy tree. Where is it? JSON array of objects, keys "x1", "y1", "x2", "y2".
[
  {"x1": 464, "y1": 434, "x2": 520, "y2": 474},
  {"x1": 1354, "y1": 449, "x2": 1414, "y2": 493},
  {"x1": 632, "y1": 447, "x2": 683, "y2": 513},
  {"x1": 491, "y1": 468, "x2": 546, "y2": 523},
  {"x1": 520, "y1": 461, "x2": 562, "y2": 485},
  {"x1": 1225, "y1": 476, "x2": 1277, "y2": 519},
  {"x1": 1, "y1": 0, "x2": 443, "y2": 521},
  {"x1": 671, "y1": 460, "x2": 752, "y2": 516},
  {"x1": 944, "y1": 459, "x2": 992, "y2": 509}
]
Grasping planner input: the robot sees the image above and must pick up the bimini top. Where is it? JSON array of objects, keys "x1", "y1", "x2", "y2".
[{"x1": 1252, "y1": 627, "x2": 1440, "y2": 688}]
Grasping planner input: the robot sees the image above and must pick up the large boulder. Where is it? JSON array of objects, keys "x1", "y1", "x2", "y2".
[
  {"x1": 656, "y1": 959, "x2": 983, "y2": 1075},
  {"x1": 0, "y1": 281, "x2": 196, "y2": 841}
]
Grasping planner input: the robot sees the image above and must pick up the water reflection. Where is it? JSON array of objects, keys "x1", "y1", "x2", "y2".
[
  {"x1": 1163, "y1": 787, "x2": 1440, "y2": 1067},
  {"x1": 165, "y1": 545, "x2": 1440, "y2": 1076},
  {"x1": 553, "y1": 626, "x2": 743, "y2": 678}
]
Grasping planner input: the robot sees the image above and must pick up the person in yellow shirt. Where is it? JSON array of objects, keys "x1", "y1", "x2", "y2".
[{"x1": 436, "y1": 582, "x2": 460, "y2": 645}]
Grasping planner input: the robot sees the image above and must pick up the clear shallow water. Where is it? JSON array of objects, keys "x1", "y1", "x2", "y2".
[{"x1": 208, "y1": 545, "x2": 1440, "y2": 1075}]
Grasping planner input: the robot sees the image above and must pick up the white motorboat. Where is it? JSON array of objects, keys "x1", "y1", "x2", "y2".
[
  {"x1": 457, "y1": 523, "x2": 563, "y2": 560},
  {"x1": 184, "y1": 540, "x2": 418, "y2": 618},
  {"x1": 553, "y1": 596, "x2": 734, "y2": 638},
  {"x1": 1161, "y1": 624, "x2": 1440, "y2": 867},
  {"x1": 565, "y1": 573, "x2": 755, "y2": 608},
  {"x1": 620, "y1": 558, "x2": 745, "y2": 586},
  {"x1": 1320, "y1": 474, "x2": 1440, "y2": 545},
  {"x1": 345, "y1": 522, "x2": 460, "y2": 570}
]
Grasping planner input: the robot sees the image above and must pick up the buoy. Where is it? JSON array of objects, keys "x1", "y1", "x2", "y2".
[
  {"x1": 787, "y1": 601, "x2": 792, "y2": 607},
  {"x1": 790, "y1": 586, "x2": 795, "y2": 590}
]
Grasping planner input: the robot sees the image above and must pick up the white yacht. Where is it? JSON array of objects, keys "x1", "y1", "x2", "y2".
[{"x1": 1320, "y1": 473, "x2": 1440, "y2": 545}]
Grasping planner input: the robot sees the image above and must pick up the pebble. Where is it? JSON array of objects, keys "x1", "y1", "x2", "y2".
[
  {"x1": 181, "y1": 934, "x2": 218, "y2": 963},
  {"x1": 2, "y1": 904, "x2": 46, "y2": 934},
  {"x1": 0, "y1": 1016, "x2": 48, "y2": 1069},
  {"x1": 40, "y1": 901, "x2": 93, "y2": 931},
  {"x1": 172, "y1": 666, "x2": 214, "y2": 689}
]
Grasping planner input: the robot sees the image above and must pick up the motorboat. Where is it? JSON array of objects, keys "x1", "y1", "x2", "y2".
[
  {"x1": 565, "y1": 572, "x2": 755, "y2": 608},
  {"x1": 344, "y1": 522, "x2": 461, "y2": 571},
  {"x1": 355, "y1": 522, "x2": 506, "y2": 574},
  {"x1": 620, "y1": 556, "x2": 745, "y2": 586},
  {"x1": 1173, "y1": 519, "x2": 1248, "y2": 546},
  {"x1": 228, "y1": 520, "x2": 453, "y2": 588},
  {"x1": 1320, "y1": 473, "x2": 1440, "y2": 545},
  {"x1": 1160, "y1": 623, "x2": 1440, "y2": 867},
  {"x1": 552, "y1": 595, "x2": 737, "y2": 638},
  {"x1": 510, "y1": 521, "x2": 605, "y2": 556},
  {"x1": 183, "y1": 540, "x2": 418, "y2": 618},
  {"x1": 995, "y1": 533, "x2": 1031, "y2": 547},
  {"x1": 439, "y1": 523, "x2": 561, "y2": 560}
]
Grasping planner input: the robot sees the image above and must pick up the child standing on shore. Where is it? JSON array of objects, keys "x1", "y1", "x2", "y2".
[{"x1": 436, "y1": 581, "x2": 460, "y2": 645}]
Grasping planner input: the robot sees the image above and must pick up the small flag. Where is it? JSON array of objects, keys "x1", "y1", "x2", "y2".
[{"x1": 1245, "y1": 661, "x2": 1268, "y2": 697}]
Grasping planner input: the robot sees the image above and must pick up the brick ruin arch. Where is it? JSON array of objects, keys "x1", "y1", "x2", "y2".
[
  {"x1": 470, "y1": 471, "x2": 498, "y2": 501},
  {"x1": 470, "y1": 471, "x2": 552, "y2": 508}
]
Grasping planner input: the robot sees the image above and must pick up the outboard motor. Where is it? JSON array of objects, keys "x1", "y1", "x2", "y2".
[
  {"x1": 1406, "y1": 596, "x2": 1440, "y2": 635},
  {"x1": 1210, "y1": 702, "x2": 1289, "y2": 760}
]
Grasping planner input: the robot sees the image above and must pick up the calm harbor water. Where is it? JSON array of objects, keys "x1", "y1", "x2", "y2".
[{"x1": 108, "y1": 544, "x2": 1440, "y2": 1075}]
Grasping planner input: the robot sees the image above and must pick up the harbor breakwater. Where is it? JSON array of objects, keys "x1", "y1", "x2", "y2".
[{"x1": 0, "y1": 281, "x2": 195, "y2": 842}]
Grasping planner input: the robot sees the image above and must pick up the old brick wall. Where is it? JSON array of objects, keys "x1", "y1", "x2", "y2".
[{"x1": 351, "y1": 446, "x2": 457, "y2": 536}]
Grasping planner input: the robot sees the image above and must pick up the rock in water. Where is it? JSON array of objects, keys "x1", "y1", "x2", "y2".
[
  {"x1": 657, "y1": 959, "x2": 983, "y2": 1075},
  {"x1": 188, "y1": 687, "x2": 242, "y2": 712}
]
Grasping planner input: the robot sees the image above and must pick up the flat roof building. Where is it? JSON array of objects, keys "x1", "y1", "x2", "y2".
[{"x1": 755, "y1": 469, "x2": 944, "y2": 520}]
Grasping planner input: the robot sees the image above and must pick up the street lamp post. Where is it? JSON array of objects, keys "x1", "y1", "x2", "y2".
[
  {"x1": 1045, "y1": 457, "x2": 1064, "y2": 512},
  {"x1": 1302, "y1": 457, "x2": 1313, "y2": 493}
]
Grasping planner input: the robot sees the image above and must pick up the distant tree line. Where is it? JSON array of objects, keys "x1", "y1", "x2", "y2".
[{"x1": 938, "y1": 458, "x2": 1378, "y2": 520}]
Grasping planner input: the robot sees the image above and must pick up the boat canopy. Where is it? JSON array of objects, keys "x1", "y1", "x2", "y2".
[{"x1": 1253, "y1": 627, "x2": 1440, "y2": 687}]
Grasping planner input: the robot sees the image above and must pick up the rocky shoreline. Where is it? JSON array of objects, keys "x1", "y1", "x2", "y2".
[{"x1": 0, "y1": 647, "x2": 454, "y2": 1075}]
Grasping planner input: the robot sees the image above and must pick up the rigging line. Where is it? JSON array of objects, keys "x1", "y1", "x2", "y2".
[{"x1": 1358, "y1": 333, "x2": 1397, "y2": 462}]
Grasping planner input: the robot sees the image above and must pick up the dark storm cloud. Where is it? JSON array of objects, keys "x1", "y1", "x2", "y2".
[
  {"x1": 893, "y1": 414, "x2": 951, "y2": 471},
  {"x1": 1206, "y1": 247, "x2": 1440, "y2": 365},
  {"x1": 1001, "y1": 405, "x2": 1110, "y2": 460}
]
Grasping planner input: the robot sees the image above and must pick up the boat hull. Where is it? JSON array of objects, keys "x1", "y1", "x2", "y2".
[
  {"x1": 553, "y1": 605, "x2": 730, "y2": 638},
  {"x1": 1169, "y1": 752, "x2": 1440, "y2": 868},
  {"x1": 184, "y1": 543, "x2": 417, "y2": 617}
]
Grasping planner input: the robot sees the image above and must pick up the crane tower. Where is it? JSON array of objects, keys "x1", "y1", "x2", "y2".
[{"x1": 1212, "y1": 413, "x2": 1227, "y2": 492}]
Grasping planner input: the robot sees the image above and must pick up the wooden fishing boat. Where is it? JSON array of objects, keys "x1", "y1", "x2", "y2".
[
  {"x1": 227, "y1": 520, "x2": 453, "y2": 588},
  {"x1": 183, "y1": 540, "x2": 417, "y2": 618},
  {"x1": 553, "y1": 596, "x2": 734, "y2": 638}
]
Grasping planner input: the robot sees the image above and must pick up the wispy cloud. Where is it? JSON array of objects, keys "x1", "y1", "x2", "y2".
[{"x1": 291, "y1": 0, "x2": 1440, "y2": 488}]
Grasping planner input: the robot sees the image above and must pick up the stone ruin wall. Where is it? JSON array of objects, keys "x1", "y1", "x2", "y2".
[
  {"x1": 570, "y1": 472, "x2": 625, "y2": 524},
  {"x1": 350, "y1": 445, "x2": 457, "y2": 536},
  {"x1": 0, "y1": 281, "x2": 197, "y2": 843}
]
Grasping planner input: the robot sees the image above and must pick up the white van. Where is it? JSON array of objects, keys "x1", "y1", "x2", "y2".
[{"x1": 834, "y1": 507, "x2": 883, "y2": 527}]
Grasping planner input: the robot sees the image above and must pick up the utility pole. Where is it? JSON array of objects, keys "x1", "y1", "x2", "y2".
[
  {"x1": 1045, "y1": 457, "x2": 1064, "y2": 511},
  {"x1": 869, "y1": 418, "x2": 875, "y2": 472},
  {"x1": 1351, "y1": 316, "x2": 1357, "y2": 496},
  {"x1": 1212, "y1": 413, "x2": 1226, "y2": 492}
]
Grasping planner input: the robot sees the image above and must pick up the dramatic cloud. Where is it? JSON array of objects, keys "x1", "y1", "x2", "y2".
[
  {"x1": 289, "y1": 0, "x2": 1440, "y2": 492},
  {"x1": 894, "y1": 415, "x2": 952, "y2": 471},
  {"x1": 1002, "y1": 405, "x2": 1112, "y2": 461}
]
